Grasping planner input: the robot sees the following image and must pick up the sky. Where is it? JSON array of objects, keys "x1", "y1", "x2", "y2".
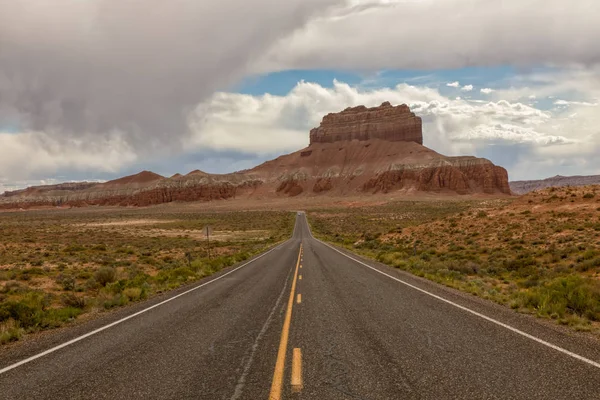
[{"x1": 1, "y1": 0, "x2": 600, "y2": 193}]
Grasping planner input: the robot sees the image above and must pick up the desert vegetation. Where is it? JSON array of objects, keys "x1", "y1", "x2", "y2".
[
  {"x1": 309, "y1": 186, "x2": 600, "y2": 334},
  {"x1": 0, "y1": 206, "x2": 294, "y2": 345}
]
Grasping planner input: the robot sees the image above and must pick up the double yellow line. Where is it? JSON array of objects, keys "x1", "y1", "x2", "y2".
[{"x1": 269, "y1": 244, "x2": 303, "y2": 400}]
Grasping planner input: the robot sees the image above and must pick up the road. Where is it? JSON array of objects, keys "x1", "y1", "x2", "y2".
[{"x1": 1, "y1": 213, "x2": 600, "y2": 399}]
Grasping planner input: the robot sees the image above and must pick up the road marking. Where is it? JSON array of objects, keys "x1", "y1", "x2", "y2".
[
  {"x1": 297, "y1": 211, "x2": 600, "y2": 371},
  {"x1": 297, "y1": 294, "x2": 302, "y2": 304},
  {"x1": 299, "y1": 275, "x2": 302, "y2": 280},
  {"x1": 230, "y1": 263, "x2": 293, "y2": 400},
  {"x1": 300, "y1": 264, "x2": 302, "y2": 269},
  {"x1": 269, "y1": 244, "x2": 302, "y2": 400},
  {"x1": 314, "y1": 238, "x2": 600, "y2": 370},
  {"x1": 0, "y1": 239, "x2": 293, "y2": 376},
  {"x1": 291, "y1": 348, "x2": 303, "y2": 393}
]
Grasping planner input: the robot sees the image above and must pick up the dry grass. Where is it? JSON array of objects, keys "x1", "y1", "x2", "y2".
[{"x1": 0, "y1": 206, "x2": 294, "y2": 345}]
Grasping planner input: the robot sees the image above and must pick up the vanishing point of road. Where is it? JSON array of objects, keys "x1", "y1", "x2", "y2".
[{"x1": 1, "y1": 213, "x2": 600, "y2": 399}]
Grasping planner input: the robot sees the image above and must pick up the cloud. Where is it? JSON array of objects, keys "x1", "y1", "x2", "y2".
[
  {"x1": 2, "y1": 0, "x2": 600, "y2": 187},
  {"x1": 554, "y1": 99, "x2": 598, "y2": 107},
  {"x1": 0, "y1": 0, "x2": 339, "y2": 181},
  {"x1": 491, "y1": 66, "x2": 600, "y2": 103},
  {"x1": 0, "y1": 131, "x2": 137, "y2": 181},
  {"x1": 461, "y1": 85, "x2": 474, "y2": 92},
  {"x1": 481, "y1": 88, "x2": 494, "y2": 94},
  {"x1": 257, "y1": 0, "x2": 600, "y2": 72},
  {"x1": 185, "y1": 80, "x2": 597, "y2": 182}
]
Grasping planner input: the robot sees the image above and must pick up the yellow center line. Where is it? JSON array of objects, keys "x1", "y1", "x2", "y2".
[
  {"x1": 291, "y1": 348, "x2": 303, "y2": 393},
  {"x1": 269, "y1": 244, "x2": 302, "y2": 400},
  {"x1": 297, "y1": 293, "x2": 302, "y2": 304},
  {"x1": 299, "y1": 275, "x2": 302, "y2": 280}
]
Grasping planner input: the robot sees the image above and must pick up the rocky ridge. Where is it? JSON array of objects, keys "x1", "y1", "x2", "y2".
[
  {"x1": 510, "y1": 175, "x2": 600, "y2": 194},
  {"x1": 0, "y1": 102, "x2": 511, "y2": 209}
]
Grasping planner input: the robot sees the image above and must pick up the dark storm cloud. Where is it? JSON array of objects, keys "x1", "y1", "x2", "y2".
[{"x1": 0, "y1": 0, "x2": 340, "y2": 153}]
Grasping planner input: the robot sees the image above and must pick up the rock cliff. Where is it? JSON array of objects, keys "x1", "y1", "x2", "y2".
[
  {"x1": 249, "y1": 139, "x2": 510, "y2": 196},
  {"x1": 309, "y1": 102, "x2": 422, "y2": 145},
  {"x1": 0, "y1": 103, "x2": 511, "y2": 209}
]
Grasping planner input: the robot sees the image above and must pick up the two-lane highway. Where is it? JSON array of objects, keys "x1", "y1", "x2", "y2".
[{"x1": 1, "y1": 213, "x2": 600, "y2": 399}]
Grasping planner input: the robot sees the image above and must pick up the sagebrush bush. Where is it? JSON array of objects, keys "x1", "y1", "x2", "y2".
[
  {"x1": 94, "y1": 267, "x2": 116, "y2": 287},
  {"x1": 61, "y1": 293, "x2": 86, "y2": 309},
  {"x1": 123, "y1": 287, "x2": 142, "y2": 302},
  {"x1": 55, "y1": 273, "x2": 76, "y2": 291},
  {"x1": 0, "y1": 319, "x2": 24, "y2": 344}
]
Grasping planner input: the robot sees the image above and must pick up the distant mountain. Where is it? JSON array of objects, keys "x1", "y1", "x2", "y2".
[
  {"x1": 510, "y1": 175, "x2": 600, "y2": 194},
  {"x1": 0, "y1": 103, "x2": 511, "y2": 210}
]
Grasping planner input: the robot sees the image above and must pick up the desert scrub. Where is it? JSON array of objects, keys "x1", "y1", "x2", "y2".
[
  {"x1": 309, "y1": 192, "x2": 600, "y2": 334},
  {"x1": 0, "y1": 207, "x2": 295, "y2": 345},
  {"x1": 0, "y1": 319, "x2": 24, "y2": 344},
  {"x1": 0, "y1": 291, "x2": 82, "y2": 334},
  {"x1": 94, "y1": 267, "x2": 117, "y2": 286},
  {"x1": 511, "y1": 276, "x2": 600, "y2": 322}
]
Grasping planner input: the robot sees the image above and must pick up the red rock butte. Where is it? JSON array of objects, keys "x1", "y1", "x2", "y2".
[
  {"x1": 0, "y1": 103, "x2": 512, "y2": 210},
  {"x1": 309, "y1": 102, "x2": 422, "y2": 145}
]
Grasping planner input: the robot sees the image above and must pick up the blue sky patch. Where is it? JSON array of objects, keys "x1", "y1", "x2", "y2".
[{"x1": 234, "y1": 66, "x2": 524, "y2": 96}]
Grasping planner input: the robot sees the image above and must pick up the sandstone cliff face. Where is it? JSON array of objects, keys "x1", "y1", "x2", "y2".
[
  {"x1": 249, "y1": 139, "x2": 511, "y2": 197},
  {"x1": 309, "y1": 102, "x2": 422, "y2": 145},
  {"x1": 0, "y1": 102, "x2": 512, "y2": 210},
  {"x1": 362, "y1": 158, "x2": 510, "y2": 195}
]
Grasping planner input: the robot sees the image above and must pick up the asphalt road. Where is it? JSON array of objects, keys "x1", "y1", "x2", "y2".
[{"x1": 1, "y1": 213, "x2": 600, "y2": 399}]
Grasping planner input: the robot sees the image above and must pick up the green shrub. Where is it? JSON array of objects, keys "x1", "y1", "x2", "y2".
[
  {"x1": 515, "y1": 276, "x2": 600, "y2": 320},
  {"x1": 84, "y1": 277, "x2": 100, "y2": 290},
  {"x1": 55, "y1": 273, "x2": 76, "y2": 291},
  {"x1": 61, "y1": 293, "x2": 86, "y2": 309},
  {"x1": 64, "y1": 244, "x2": 86, "y2": 252},
  {"x1": 92, "y1": 244, "x2": 107, "y2": 251},
  {"x1": 583, "y1": 193, "x2": 595, "y2": 199},
  {"x1": 103, "y1": 294, "x2": 128, "y2": 309},
  {"x1": 0, "y1": 319, "x2": 24, "y2": 344},
  {"x1": 123, "y1": 287, "x2": 142, "y2": 302},
  {"x1": 42, "y1": 307, "x2": 82, "y2": 328},
  {"x1": 94, "y1": 267, "x2": 116, "y2": 286},
  {"x1": 0, "y1": 299, "x2": 44, "y2": 329}
]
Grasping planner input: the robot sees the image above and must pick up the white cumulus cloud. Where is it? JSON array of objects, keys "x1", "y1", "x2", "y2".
[
  {"x1": 461, "y1": 85, "x2": 474, "y2": 92},
  {"x1": 481, "y1": 88, "x2": 494, "y2": 94},
  {"x1": 447, "y1": 81, "x2": 460, "y2": 88},
  {"x1": 184, "y1": 79, "x2": 600, "y2": 180}
]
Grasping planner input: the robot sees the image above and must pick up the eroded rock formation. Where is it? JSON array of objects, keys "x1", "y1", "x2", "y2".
[
  {"x1": 309, "y1": 102, "x2": 422, "y2": 145},
  {"x1": 0, "y1": 103, "x2": 512, "y2": 210}
]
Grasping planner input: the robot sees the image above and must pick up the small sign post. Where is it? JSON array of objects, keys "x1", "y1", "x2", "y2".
[{"x1": 202, "y1": 225, "x2": 213, "y2": 259}]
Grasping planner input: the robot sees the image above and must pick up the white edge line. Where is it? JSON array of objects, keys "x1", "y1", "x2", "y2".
[
  {"x1": 306, "y1": 220, "x2": 600, "y2": 370},
  {"x1": 0, "y1": 238, "x2": 292, "y2": 375}
]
